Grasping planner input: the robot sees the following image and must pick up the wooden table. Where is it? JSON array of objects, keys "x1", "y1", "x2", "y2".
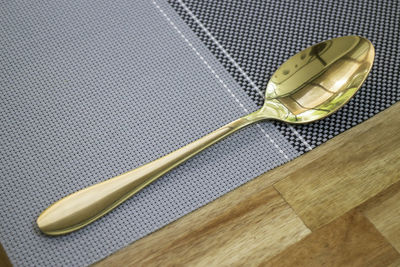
[{"x1": 2, "y1": 103, "x2": 400, "y2": 266}]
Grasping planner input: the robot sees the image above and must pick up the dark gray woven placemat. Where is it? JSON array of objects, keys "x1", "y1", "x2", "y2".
[{"x1": 169, "y1": 0, "x2": 400, "y2": 153}]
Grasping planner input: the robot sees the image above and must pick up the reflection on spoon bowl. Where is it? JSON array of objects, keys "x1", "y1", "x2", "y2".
[{"x1": 259, "y1": 35, "x2": 374, "y2": 123}]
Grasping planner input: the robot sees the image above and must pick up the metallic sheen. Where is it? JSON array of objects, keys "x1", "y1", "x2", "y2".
[{"x1": 37, "y1": 36, "x2": 374, "y2": 235}]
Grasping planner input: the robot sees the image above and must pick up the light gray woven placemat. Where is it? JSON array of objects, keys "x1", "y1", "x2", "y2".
[{"x1": 0, "y1": 0, "x2": 299, "y2": 266}]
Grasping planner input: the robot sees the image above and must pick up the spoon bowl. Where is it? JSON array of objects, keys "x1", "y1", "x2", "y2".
[
  {"x1": 254, "y1": 35, "x2": 374, "y2": 123},
  {"x1": 37, "y1": 36, "x2": 374, "y2": 235}
]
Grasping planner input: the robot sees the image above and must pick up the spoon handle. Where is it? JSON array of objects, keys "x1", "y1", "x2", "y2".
[{"x1": 37, "y1": 111, "x2": 263, "y2": 235}]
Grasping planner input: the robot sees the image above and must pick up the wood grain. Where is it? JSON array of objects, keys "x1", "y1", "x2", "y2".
[
  {"x1": 360, "y1": 181, "x2": 400, "y2": 253},
  {"x1": 274, "y1": 103, "x2": 400, "y2": 230},
  {"x1": 1, "y1": 107, "x2": 398, "y2": 265},
  {"x1": 0, "y1": 243, "x2": 12, "y2": 267},
  {"x1": 387, "y1": 258, "x2": 400, "y2": 267},
  {"x1": 263, "y1": 210, "x2": 400, "y2": 267},
  {"x1": 95, "y1": 186, "x2": 310, "y2": 266},
  {"x1": 93, "y1": 103, "x2": 400, "y2": 266},
  {"x1": 2, "y1": 102, "x2": 393, "y2": 265}
]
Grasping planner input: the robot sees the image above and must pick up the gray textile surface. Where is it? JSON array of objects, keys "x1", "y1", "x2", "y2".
[{"x1": 0, "y1": 0, "x2": 299, "y2": 266}]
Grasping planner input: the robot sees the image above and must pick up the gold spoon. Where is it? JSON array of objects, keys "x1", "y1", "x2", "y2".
[{"x1": 37, "y1": 36, "x2": 374, "y2": 235}]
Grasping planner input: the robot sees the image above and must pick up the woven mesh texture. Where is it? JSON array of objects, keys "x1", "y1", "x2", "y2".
[
  {"x1": 169, "y1": 0, "x2": 400, "y2": 153},
  {"x1": 0, "y1": 0, "x2": 299, "y2": 266}
]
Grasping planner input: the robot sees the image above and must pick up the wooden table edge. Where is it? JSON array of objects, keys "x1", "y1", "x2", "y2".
[{"x1": 1, "y1": 102, "x2": 399, "y2": 266}]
